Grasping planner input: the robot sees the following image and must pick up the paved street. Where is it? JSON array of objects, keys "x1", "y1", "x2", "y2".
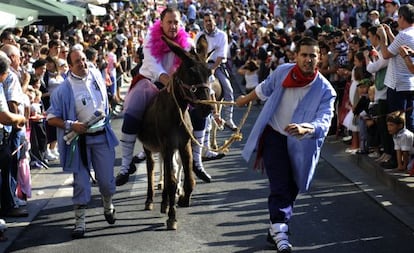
[{"x1": 1, "y1": 102, "x2": 414, "y2": 253}]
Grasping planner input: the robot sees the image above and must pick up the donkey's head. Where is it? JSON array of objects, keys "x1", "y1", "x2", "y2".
[{"x1": 162, "y1": 35, "x2": 213, "y2": 117}]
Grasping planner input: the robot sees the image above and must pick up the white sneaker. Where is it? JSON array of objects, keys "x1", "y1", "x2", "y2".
[
  {"x1": 268, "y1": 223, "x2": 292, "y2": 252},
  {"x1": 51, "y1": 149, "x2": 60, "y2": 157},
  {"x1": 45, "y1": 151, "x2": 57, "y2": 161},
  {"x1": 368, "y1": 151, "x2": 380, "y2": 158}
]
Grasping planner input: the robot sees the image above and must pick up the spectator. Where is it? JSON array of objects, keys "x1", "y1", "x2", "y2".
[
  {"x1": 364, "y1": 26, "x2": 393, "y2": 162},
  {"x1": 0, "y1": 52, "x2": 28, "y2": 218},
  {"x1": 377, "y1": 4, "x2": 414, "y2": 134},
  {"x1": 386, "y1": 112, "x2": 414, "y2": 172}
]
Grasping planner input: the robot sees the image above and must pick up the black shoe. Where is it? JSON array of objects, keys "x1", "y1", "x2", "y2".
[
  {"x1": 128, "y1": 163, "x2": 137, "y2": 174},
  {"x1": 104, "y1": 209, "x2": 116, "y2": 225},
  {"x1": 2, "y1": 207, "x2": 28, "y2": 217},
  {"x1": 193, "y1": 163, "x2": 211, "y2": 183},
  {"x1": 71, "y1": 227, "x2": 85, "y2": 239},
  {"x1": 132, "y1": 154, "x2": 146, "y2": 164},
  {"x1": 115, "y1": 173, "x2": 130, "y2": 186},
  {"x1": 202, "y1": 153, "x2": 225, "y2": 161}
]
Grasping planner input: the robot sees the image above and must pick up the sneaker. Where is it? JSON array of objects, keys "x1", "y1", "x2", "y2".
[
  {"x1": 51, "y1": 148, "x2": 59, "y2": 157},
  {"x1": 374, "y1": 153, "x2": 386, "y2": 162},
  {"x1": 345, "y1": 148, "x2": 358, "y2": 154},
  {"x1": 268, "y1": 223, "x2": 292, "y2": 253},
  {"x1": 377, "y1": 153, "x2": 392, "y2": 163},
  {"x1": 368, "y1": 151, "x2": 380, "y2": 158},
  {"x1": 45, "y1": 152, "x2": 57, "y2": 161}
]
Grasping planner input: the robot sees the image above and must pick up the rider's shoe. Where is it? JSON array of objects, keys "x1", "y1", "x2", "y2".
[
  {"x1": 224, "y1": 119, "x2": 237, "y2": 131},
  {"x1": 193, "y1": 162, "x2": 211, "y2": 183}
]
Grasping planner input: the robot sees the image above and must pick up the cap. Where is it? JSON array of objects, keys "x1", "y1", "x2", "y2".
[
  {"x1": 383, "y1": 0, "x2": 400, "y2": 6},
  {"x1": 369, "y1": 10, "x2": 379, "y2": 16}
]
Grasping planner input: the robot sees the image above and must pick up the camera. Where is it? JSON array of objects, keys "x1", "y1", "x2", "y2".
[
  {"x1": 361, "y1": 45, "x2": 373, "y2": 52},
  {"x1": 383, "y1": 20, "x2": 399, "y2": 29}
]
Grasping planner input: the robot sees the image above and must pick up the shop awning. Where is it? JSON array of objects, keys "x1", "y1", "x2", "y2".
[
  {"x1": 87, "y1": 0, "x2": 109, "y2": 4},
  {"x1": 0, "y1": 11, "x2": 16, "y2": 31},
  {"x1": 0, "y1": 3, "x2": 38, "y2": 28},
  {"x1": 41, "y1": 0, "x2": 86, "y2": 22},
  {"x1": 63, "y1": 0, "x2": 107, "y2": 16},
  {"x1": 0, "y1": 0, "x2": 73, "y2": 25}
]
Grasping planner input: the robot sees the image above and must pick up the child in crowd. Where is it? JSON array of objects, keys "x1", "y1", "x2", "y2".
[
  {"x1": 342, "y1": 52, "x2": 371, "y2": 153},
  {"x1": 386, "y1": 112, "x2": 414, "y2": 173},
  {"x1": 333, "y1": 30, "x2": 349, "y2": 68},
  {"x1": 353, "y1": 79, "x2": 378, "y2": 154}
]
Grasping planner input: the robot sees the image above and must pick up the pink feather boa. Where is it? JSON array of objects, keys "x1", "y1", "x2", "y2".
[{"x1": 147, "y1": 20, "x2": 191, "y2": 70}]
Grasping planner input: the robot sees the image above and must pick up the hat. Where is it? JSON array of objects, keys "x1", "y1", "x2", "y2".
[
  {"x1": 383, "y1": 0, "x2": 400, "y2": 6},
  {"x1": 369, "y1": 10, "x2": 379, "y2": 16}
]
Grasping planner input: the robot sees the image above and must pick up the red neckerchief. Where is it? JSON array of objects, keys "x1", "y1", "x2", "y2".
[{"x1": 282, "y1": 65, "x2": 317, "y2": 88}]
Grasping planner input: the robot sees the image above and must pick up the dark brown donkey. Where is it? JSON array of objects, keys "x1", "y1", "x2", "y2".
[{"x1": 137, "y1": 35, "x2": 213, "y2": 230}]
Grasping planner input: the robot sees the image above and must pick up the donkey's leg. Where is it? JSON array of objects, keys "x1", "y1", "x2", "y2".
[
  {"x1": 157, "y1": 153, "x2": 164, "y2": 190},
  {"x1": 177, "y1": 142, "x2": 195, "y2": 208},
  {"x1": 163, "y1": 152, "x2": 178, "y2": 230},
  {"x1": 145, "y1": 150, "x2": 155, "y2": 211}
]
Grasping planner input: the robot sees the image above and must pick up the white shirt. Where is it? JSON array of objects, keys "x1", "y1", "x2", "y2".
[
  {"x1": 68, "y1": 72, "x2": 105, "y2": 132},
  {"x1": 387, "y1": 26, "x2": 414, "y2": 91}
]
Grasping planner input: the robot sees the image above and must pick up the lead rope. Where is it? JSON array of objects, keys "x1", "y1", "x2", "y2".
[{"x1": 170, "y1": 78, "x2": 252, "y2": 153}]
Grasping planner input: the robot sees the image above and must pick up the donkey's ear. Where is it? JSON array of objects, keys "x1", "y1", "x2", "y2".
[{"x1": 161, "y1": 35, "x2": 193, "y2": 62}]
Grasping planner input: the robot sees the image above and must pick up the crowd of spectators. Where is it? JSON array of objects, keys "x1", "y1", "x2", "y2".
[{"x1": 1, "y1": 0, "x2": 414, "y2": 219}]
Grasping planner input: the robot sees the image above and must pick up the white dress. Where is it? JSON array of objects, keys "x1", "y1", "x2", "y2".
[{"x1": 343, "y1": 69, "x2": 359, "y2": 132}]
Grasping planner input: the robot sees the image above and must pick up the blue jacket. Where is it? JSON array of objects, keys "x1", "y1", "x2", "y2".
[
  {"x1": 242, "y1": 63, "x2": 336, "y2": 192},
  {"x1": 47, "y1": 70, "x2": 119, "y2": 173}
]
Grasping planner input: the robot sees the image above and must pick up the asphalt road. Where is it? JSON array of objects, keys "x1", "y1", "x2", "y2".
[{"x1": 4, "y1": 104, "x2": 414, "y2": 253}]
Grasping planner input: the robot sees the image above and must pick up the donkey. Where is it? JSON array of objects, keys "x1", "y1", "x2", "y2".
[{"x1": 137, "y1": 35, "x2": 213, "y2": 230}]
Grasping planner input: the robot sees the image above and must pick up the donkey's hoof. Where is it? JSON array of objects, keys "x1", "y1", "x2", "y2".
[
  {"x1": 177, "y1": 196, "x2": 190, "y2": 207},
  {"x1": 144, "y1": 202, "x2": 153, "y2": 211},
  {"x1": 166, "y1": 219, "x2": 177, "y2": 230},
  {"x1": 160, "y1": 203, "x2": 168, "y2": 214}
]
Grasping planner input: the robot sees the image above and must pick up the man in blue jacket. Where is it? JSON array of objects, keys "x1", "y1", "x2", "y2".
[
  {"x1": 236, "y1": 37, "x2": 336, "y2": 252},
  {"x1": 47, "y1": 49, "x2": 119, "y2": 239}
]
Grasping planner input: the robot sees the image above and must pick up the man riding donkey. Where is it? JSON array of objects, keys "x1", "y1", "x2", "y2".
[{"x1": 116, "y1": 7, "x2": 223, "y2": 186}]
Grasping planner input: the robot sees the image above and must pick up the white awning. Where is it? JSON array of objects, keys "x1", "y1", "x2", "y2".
[
  {"x1": 86, "y1": 0, "x2": 109, "y2": 4},
  {"x1": 64, "y1": 0, "x2": 107, "y2": 16},
  {"x1": 87, "y1": 3, "x2": 107, "y2": 16},
  {"x1": 0, "y1": 10, "x2": 16, "y2": 31}
]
